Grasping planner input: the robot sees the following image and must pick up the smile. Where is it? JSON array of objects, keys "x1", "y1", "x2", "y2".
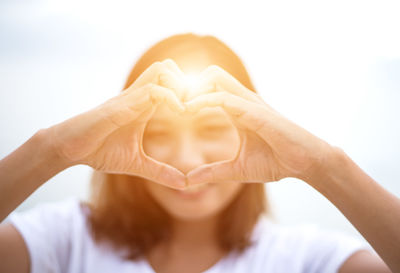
[{"x1": 172, "y1": 183, "x2": 213, "y2": 199}]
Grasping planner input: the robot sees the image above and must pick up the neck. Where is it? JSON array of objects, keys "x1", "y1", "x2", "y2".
[
  {"x1": 146, "y1": 215, "x2": 227, "y2": 272},
  {"x1": 169, "y1": 215, "x2": 219, "y2": 248}
]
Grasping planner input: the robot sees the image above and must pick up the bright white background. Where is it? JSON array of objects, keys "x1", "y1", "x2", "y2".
[{"x1": 1, "y1": 0, "x2": 399, "y2": 248}]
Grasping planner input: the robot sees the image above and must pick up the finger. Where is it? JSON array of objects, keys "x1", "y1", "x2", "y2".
[
  {"x1": 127, "y1": 61, "x2": 185, "y2": 97},
  {"x1": 186, "y1": 159, "x2": 242, "y2": 185},
  {"x1": 161, "y1": 59, "x2": 188, "y2": 99},
  {"x1": 185, "y1": 90, "x2": 253, "y2": 116},
  {"x1": 185, "y1": 91, "x2": 274, "y2": 133},
  {"x1": 133, "y1": 106, "x2": 156, "y2": 123},
  {"x1": 139, "y1": 152, "x2": 187, "y2": 189},
  {"x1": 161, "y1": 58, "x2": 186, "y2": 78},
  {"x1": 187, "y1": 157, "x2": 269, "y2": 185},
  {"x1": 102, "y1": 84, "x2": 185, "y2": 128},
  {"x1": 126, "y1": 83, "x2": 185, "y2": 114},
  {"x1": 191, "y1": 65, "x2": 266, "y2": 105}
]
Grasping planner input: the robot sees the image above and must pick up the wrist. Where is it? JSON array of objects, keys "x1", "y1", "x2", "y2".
[
  {"x1": 35, "y1": 128, "x2": 76, "y2": 172},
  {"x1": 301, "y1": 145, "x2": 349, "y2": 193}
]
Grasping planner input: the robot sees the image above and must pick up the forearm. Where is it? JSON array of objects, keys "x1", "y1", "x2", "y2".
[
  {"x1": 306, "y1": 147, "x2": 400, "y2": 273},
  {"x1": 0, "y1": 129, "x2": 72, "y2": 222}
]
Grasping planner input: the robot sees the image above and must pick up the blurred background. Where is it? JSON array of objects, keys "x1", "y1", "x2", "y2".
[{"x1": 1, "y1": 0, "x2": 399, "y2": 248}]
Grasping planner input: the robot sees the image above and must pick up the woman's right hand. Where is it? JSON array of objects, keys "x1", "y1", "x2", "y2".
[{"x1": 46, "y1": 59, "x2": 187, "y2": 189}]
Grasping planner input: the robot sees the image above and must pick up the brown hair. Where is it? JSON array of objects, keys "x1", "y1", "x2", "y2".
[{"x1": 85, "y1": 33, "x2": 269, "y2": 261}]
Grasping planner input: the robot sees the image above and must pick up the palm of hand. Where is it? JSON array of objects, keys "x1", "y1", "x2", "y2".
[
  {"x1": 234, "y1": 118, "x2": 330, "y2": 183},
  {"x1": 83, "y1": 115, "x2": 146, "y2": 175}
]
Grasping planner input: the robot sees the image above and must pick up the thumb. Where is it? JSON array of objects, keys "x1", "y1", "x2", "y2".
[
  {"x1": 186, "y1": 159, "x2": 240, "y2": 185},
  {"x1": 139, "y1": 153, "x2": 187, "y2": 189}
]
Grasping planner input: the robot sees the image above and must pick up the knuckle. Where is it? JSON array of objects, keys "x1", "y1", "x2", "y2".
[
  {"x1": 150, "y1": 61, "x2": 163, "y2": 70},
  {"x1": 206, "y1": 64, "x2": 223, "y2": 74},
  {"x1": 139, "y1": 84, "x2": 154, "y2": 103},
  {"x1": 142, "y1": 62, "x2": 163, "y2": 77},
  {"x1": 202, "y1": 66, "x2": 228, "y2": 89},
  {"x1": 158, "y1": 72, "x2": 170, "y2": 85},
  {"x1": 156, "y1": 62, "x2": 169, "y2": 73},
  {"x1": 147, "y1": 61, "x2": 165, "y2": 77},
  {"x1": 162, "y1": 58, "x2": 176, "y2": 66},
  {"x1": 143, "y1": 82, "x2": 157, "y2": 91},
  {"x1": 210, "y1": 65, "x2": 228, "y2": 79},
  {"x1": 144, "y1": 84, "x2": 164, "y2": 104}
]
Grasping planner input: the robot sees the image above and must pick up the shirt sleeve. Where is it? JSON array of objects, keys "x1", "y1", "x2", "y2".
[
  {"x1": 7, "y1": 198, "x2": 81, "y2": 273},
  {"x1": 299, "y1": 224, "x2": 373, "y2": 273}
]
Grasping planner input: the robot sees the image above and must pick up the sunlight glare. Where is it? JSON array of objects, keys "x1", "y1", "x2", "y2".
[{"x1": 183, "y1": 72, "x2": 202, "y2": 91}]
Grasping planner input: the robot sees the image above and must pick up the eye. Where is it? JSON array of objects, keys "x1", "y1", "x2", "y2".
[
  {"x1": 144, "y1": 128, "x2": 171, "y2": 139},
  {"x1": 198, "y1": 124, "x2": 231, "y2": 137}
]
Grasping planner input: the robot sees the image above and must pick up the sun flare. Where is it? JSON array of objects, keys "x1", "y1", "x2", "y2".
[{"x1": 183, "y1": 72, "x2": 202, "y2": 90}]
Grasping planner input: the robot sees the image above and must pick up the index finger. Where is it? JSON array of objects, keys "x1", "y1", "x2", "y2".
[
  {"x1": 188, "y1": 65, "x2": 266, "y2": 105},
  {"x1": 127, "y1": 60, "x2": 186, "y2": 98},
  {"x1": 185, "y1": 91, "x2": 273, "y2": 133}
]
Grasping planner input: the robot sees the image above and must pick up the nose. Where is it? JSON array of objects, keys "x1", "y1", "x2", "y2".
[{"x1": 170, "y1": 132, "x2": 206, "y2": 175}]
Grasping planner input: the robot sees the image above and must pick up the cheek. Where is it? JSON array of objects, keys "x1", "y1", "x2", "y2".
[
  {"x1": 142, "y1": 138, "x2": 174, "y2": 161},
  {"x1": 214, "y1": 183, "x2": 243, "y2": 206},
  {"x1": 201, "y1": 129, "x2": 240, "y2": 161}
]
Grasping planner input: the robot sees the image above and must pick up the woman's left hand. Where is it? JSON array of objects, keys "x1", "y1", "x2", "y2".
[{"x1": 185, "y1": 65, "x2": 336, "y2": 185}]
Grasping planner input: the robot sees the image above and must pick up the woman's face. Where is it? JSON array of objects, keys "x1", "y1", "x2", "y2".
[{"x1": 142, "y1": 102, "x2": 243, "y2": 221}]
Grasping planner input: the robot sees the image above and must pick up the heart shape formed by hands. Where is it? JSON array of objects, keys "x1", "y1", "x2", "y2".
[
  {"x1": 54, "y1": 58, "x2": 332, "y2": 190},
  {"x1": 138, "y1": 61, "x2": 246, "y2": 186},
  {"x1": 137, "y1": 59, "x2": 283, "y2": 187}
]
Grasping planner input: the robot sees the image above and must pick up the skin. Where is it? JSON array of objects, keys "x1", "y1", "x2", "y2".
[
  {"x1": 0, "y1": 58, "x2": 397, "y2": 273},
  {"x1": 142, "y1": 101, "x2": 244, "y2": 272},
  {"x1": 142, "y1": 103, "x2": 243, "y2": 221}
]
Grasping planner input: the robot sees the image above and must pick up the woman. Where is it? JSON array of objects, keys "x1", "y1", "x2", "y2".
[{"x1": 0, "y1": 33, "x2": 397, "y2": 273}]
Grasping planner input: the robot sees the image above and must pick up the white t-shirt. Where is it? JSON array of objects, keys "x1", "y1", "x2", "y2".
[{"x1": 8, "y1": 197, "x2": 372, "y2": 273}]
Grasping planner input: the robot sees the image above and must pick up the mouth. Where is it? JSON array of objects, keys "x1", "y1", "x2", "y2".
[{"x1": 172, "y1": 183, "x2": 213, "y2": 199}]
